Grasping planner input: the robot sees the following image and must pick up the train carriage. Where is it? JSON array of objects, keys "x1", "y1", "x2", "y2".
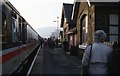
[{"x1": 0, "y1": 0, "x2": 40, "y2": 75}]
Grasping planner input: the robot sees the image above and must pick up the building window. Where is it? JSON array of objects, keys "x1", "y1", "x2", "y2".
[
  {"x1": 110, "y1": 35, "x2": 118, "y2": 42},
  {"x1": 109, "y1": 14, "x2": 119, "y2": 43},
  {"x1": 109, "y1": 14, "x2": 118, "y2": 25},
  {"x1": 109, "y1": 26, "x2": 118, "y2": 34}
]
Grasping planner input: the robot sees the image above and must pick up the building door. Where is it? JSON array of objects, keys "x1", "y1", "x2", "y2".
[{"x1": 80, "y1": 15, "x2": 88, "y2": 45}]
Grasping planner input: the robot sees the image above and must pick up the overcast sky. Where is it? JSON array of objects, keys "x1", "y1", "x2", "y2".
[{"x1": 10, "y1": 0, "x2": 74, "y2": 30}]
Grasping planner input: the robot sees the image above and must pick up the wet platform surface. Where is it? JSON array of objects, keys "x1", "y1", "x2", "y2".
[{"x1": 29, "y1": 46, "x2": 82, "y2": 75}]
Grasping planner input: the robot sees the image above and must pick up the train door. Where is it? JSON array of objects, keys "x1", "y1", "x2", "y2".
[{"x1": 16, "y1": 17, "x2": 23, "y2": 66}]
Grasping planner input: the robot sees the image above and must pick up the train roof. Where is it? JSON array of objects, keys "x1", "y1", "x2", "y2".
[
  {"x1": 1, "y1": 0, "x2": 20, "y2": 15},
  {"x1": 1, "y1": 0, "x2": 41, "y2": 37}
]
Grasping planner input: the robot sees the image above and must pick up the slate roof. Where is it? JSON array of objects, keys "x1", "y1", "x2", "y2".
[
  {"x1": 63, "y1": 3, "x2": 73, "y2": 23},
  {"x1": 61, "y1": 3, "x2": 73, "y2": 27}
]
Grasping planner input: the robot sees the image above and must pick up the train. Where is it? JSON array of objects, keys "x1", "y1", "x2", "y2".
[{"x1": 0, "y1": 0, "x2": 41, "y2": 75}]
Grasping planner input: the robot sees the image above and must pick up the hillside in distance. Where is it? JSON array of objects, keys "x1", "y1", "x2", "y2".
[{"x1": 36, "y1": 27, "x2": 57, "y2": 38}]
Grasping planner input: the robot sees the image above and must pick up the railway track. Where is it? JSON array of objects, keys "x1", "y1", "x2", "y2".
[{"x1": 11, "y1": 45, "x2": 40, "y2": 76}]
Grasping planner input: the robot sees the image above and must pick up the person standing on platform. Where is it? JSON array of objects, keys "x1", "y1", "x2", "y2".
[
  {"x1": 112, "y1": 42, "x2": 118, "y2": 49},
  {"x1": 81, "y1": 30, "x2": 112, "y2": 75},
  {"x1": 40, "y1": 38, "x2": 44, "y2": 48},
  {"x1": 63, "y1": 39, "x2": 69, "y2": 53},
  {"x1": 50, "y1": 38, "x2": 55, "y2": 49},
  {"x1": 109, "y1": 41, "x2": 120, "y2": 75}
]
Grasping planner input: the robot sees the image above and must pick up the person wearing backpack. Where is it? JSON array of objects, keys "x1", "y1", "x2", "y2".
[{"x1": 81, "y1": 30, "x2": 113, "y2": 75}]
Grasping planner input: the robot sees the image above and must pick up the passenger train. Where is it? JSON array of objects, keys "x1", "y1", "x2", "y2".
[{"x1": 0, "y1": 0, "x2": 41, "y2": 75}]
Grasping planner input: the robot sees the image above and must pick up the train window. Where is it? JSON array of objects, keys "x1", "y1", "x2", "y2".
[
  {"x1": 12, "y1": 11, "x2": 17, "y2": 19},
  {"x1": 12, "y1": 17, "x2": 18, "y2": 43},
  {"x1": 27, "y1": 25, "x2": 31, "y2": 43},
  {"x1": 2, "y1": 11, "x2": 7, "y2": 49},
  {"x1": 18, "y1": 18, "x2": 22, "y2": 43},
  {"x1": 22, "y1": 19, "x2": 27, "y2": 44},
  {"x1": 27, "y1": 25, "x2": 38, "y2": 43}
]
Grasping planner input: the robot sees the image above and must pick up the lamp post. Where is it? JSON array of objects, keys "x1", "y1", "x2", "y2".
[
  {"x1": 53, "y1": 17, "x2": 59, "y2": 31},
  {"x1": 53, "y1": 17, "x2": 59, "y2": 39}
]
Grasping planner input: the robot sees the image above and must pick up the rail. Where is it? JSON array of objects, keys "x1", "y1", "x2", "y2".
[{"x1": 27, "y1": 46, "x2": 41, "y2": 76}]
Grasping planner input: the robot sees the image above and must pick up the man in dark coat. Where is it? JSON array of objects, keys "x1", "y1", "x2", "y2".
[{"x1": 63, "y1": 39, "x2": 69, "y2": 52}]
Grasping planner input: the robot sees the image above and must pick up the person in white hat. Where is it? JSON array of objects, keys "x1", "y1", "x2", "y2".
[{"x1": 82, "y1": 30, "x2": 112, "y2": 75}]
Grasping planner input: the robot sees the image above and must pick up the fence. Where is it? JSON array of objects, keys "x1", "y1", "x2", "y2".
[
  {"x1": 104, "y1": 42, "x2": 114, "y2": 47},
  {"x1": 77, "y1": 42, "x2": 114, "y2": 59}
]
